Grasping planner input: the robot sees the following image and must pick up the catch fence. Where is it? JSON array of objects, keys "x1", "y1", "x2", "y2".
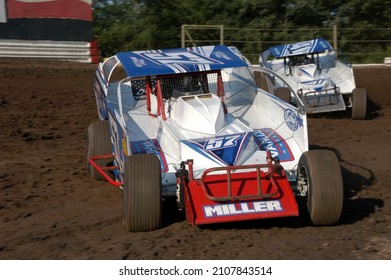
[{"x1": 181, "y1": 25, "x2": 391, "y2": 64}]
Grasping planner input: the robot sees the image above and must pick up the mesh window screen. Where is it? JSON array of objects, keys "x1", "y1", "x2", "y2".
[
  {"x1": 130, "y1": 78, "x2": 156, "y2": 100},
  {"x1": 160, "y1": 73, "x2": 218, "y2": 99}
]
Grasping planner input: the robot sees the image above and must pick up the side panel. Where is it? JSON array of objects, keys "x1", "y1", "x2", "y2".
[
  {"x1": 330, "y1": 61, "x2": 356, "y2": 94},
  {"x1": 254, "y1": 128, "x2": 295, "y2": 162},
  {"x1": 94, "y1": 64, "x2": 128, "y2": 182},
  {"x1": 128, "y1": 139, "x2": 168, "y2": 172},
  {"x1": 93, "y1": 71, "x2": 109, "y2": 120},
  {"x1": 253, "y1": 90, "x2": 308, "y2": 155},
  {"x1": 107, "y1": 110, "x2": 126, "y2": 182}
]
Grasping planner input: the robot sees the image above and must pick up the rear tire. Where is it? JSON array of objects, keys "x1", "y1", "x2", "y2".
[
  {"x1": 351, "y1": 88, "x2": 367, "y2": 120},
  {"x1": 87, "y1": 120, "x2": 113, "y2": 181},
  {"x1": 275, "y1": 87, "x2": 291, "y2": 103},
  {"x1": 297, "y1": 150, "x2": 343, "y2": 226},
  {"x1": 123, "y1": 154, "x2": 162, "y2": 232}
]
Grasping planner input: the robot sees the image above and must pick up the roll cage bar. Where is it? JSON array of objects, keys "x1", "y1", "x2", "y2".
[
  {"x1": 100, "y1": 57, "x2": 227, "y2": 122},
  {"x1": 148, "y1": 70, "x2": 227, "y2": 120},
  {"x1": 283, "y1": 53, "x2": 321, "y2": 76}
]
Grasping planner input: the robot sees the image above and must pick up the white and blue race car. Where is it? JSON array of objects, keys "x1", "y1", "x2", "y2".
[
  {"x1": 87, "y1": 45, "x2": 343, "y2": 232},
  {"x1": 259, "y1": 38, "x2": 367, "y2": 119}
]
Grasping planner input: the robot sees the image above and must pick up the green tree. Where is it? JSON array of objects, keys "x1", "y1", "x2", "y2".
[{"x1": 92, "y1": 0, "x2": 390, "y2": 63}]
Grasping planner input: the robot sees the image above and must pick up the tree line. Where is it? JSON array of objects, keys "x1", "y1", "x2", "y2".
[{"x1": 92, "y1": 0, "x2": 390, "y2": 63}]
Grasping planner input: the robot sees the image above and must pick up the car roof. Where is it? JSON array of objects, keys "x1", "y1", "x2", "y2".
[
  {"x1": 115, "y1": 45, "x2": 249, "y2": 78},
  {"x1": 267, "y1": 38, "x2": 333, "y2": 59}
]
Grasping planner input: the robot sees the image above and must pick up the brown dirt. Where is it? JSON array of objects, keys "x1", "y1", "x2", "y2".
[{"x1": 1, "y1": 60, "x2": 390, "y2": 260}]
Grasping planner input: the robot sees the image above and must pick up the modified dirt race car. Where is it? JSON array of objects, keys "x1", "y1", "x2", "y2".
[
  {"x1": 259, "y1": 38, "x2": 367, "y2": 119},
  {"x1": 87, "y1": 45, "x2": 343, "y2": 232}
]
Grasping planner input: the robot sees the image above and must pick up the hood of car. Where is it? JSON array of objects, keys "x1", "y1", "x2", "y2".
[{"x1": 181, "y1": 128, "x2": 295, "y2": 167}]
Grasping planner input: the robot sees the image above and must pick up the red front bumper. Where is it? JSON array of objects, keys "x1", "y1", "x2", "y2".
[{"x1": 183, "y1": 161, "x2": 299, "y2": 225}]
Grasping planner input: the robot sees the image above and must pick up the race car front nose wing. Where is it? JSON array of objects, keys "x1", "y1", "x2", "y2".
[{"x1": 181, "y1": 152, "x2": 299, "y2": 225}]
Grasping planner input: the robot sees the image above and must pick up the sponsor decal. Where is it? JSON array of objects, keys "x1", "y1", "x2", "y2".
[
  {"x1": 284, "y1": 108, "x2": 303, "y2": 131},
  {"x1": 270, "y1": 39, "x2": 331, "y2": 59},
  {"x1": 141, "y1": 51, "x2": 222, "y2": 66},
  {"x1": 214, "y1": 51, "x2": 232, "y2": 60},
  {"x1": 121, "y1": 137, "x2": 128, "y2": 156},
  {"x1": 269, "y1": 99, "x2": 303, "y2": 132},
  {"x1": 203, "y1": 200, "x2": 283, "y2": 218},
  {"x1": 129, "y1": 139, "x2": 168, "y2": 172},
  {"x1": 183, "y1": 133, "x2": 250, "y2": 166},
  {"x1": 254, "y1": 128, "x2": 294, "y2": 162},
  {"x1": 286, "y1": 40, "x2": 314, "y2": 55},
  {"x1": 130, "y1": 56, "x2": 146, "y2": 67},
  {"x1": 203, "y1": 134, "x2": 243, "y2": 151}
]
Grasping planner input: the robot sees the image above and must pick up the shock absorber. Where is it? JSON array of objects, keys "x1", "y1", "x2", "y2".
[{"x1": 175, "y1": 161, "x2": 188, "y2": 210}]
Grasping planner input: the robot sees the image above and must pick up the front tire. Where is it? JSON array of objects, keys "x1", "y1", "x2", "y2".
[
  {"x1": 123, "y1": 154, "x2": 162, "y2": 232},
  {"x1": 351, "y1": 88, "x2": 367, "y2": 120},
  {"x1": 297, "y1": 150, "x2": 343, "y2": 226}
]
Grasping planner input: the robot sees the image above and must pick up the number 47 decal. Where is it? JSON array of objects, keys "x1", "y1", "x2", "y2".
[{"x1": 204, "y1": 134, "x2": 243, "y2": 151}]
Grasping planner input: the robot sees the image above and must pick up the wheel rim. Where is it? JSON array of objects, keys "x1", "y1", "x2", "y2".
[{"x1": 297, "y1": 164, "x2": 309, "y2": 200}]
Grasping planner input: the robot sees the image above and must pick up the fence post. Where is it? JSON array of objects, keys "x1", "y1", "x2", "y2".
[
  {"x1": 220, "y1": 25, "x2": 224, "y2": 45},
  {"x1": 333, "y1": 24, "x2": 338, "y2": 51},
  {"x1": 181, "y1": 24, "x2": 185, "y2": 48}
]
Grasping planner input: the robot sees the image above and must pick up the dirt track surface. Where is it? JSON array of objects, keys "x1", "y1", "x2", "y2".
[{"x1": 1, "y1": 60, "x2": 390, "y2": 260}]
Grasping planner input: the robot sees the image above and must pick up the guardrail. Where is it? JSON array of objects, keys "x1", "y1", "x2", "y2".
[{"x1": 0, "y1": 39, "x2": 99, "y2": 63}]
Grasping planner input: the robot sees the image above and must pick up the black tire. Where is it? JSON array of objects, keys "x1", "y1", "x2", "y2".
[
  {"x1": 123, "y1": 154, "x2": 162, "y2": 232},
  {"x1": 297, "y1": 150, "x2": 343, "y2": 226},
  {"x1": 87, "y1": 120, "x2": 113, "y2": 181},
  {"x1": 275, "y1": 87, "x2": 291, "y2": 103},
  {"x1": 351, "y1": 88, "x2": 367, "y2": 120}
]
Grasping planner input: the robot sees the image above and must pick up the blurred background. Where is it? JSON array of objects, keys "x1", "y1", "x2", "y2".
[
  {"x1": 1, "y1": 0, "x2": 390, "y2": 64},
  {"x1": 92, "y1": 0, "x2": 391, "y2": 64}
]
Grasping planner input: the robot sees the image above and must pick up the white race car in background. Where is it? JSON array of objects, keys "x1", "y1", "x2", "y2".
[
  {"x1": 259, "y1": 38, "x2": 367, "y2": 119},
  {"x1": 87, "y1": 45, "x2": 343, "y2": 232}
]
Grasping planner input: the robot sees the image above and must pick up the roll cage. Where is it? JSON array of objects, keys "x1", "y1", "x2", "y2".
[{"x1": 100, "y1": 56, "x2": 228, "y2": 121}]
